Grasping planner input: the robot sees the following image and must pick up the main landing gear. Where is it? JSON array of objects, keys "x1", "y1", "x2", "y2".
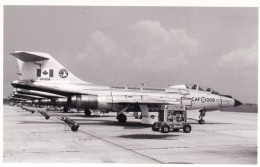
[
  {"x1": 198, "y1": 109, "x2": 206, "y2": 124},
  {"x1": 63, "y1": 107, "x2": 69, "y2": 113},
  {"x1": 116, "y1": 104, "x2": 131, "y2": 123},
  {"x1": 117, "y1": 113, "x2": 127, "y2": 123}
]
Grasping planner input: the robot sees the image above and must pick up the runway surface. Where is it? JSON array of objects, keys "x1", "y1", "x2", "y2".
[{"x1": 3, "y1": 105, "x2": 257, "y2": 164}]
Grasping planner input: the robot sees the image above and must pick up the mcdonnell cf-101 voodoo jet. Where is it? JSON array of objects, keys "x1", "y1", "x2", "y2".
[{"x1": 10, "y1": 51, "x2": 242, "y2": 124}]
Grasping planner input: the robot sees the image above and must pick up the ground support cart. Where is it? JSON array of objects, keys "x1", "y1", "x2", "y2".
[{"x1": 152, "y1": 105, "x2": 191, "y2": 133}]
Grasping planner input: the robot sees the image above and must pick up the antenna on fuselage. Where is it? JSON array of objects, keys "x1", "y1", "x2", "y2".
[{"x1": 137, "y1": 83, "x2": 145, "y2": 87}]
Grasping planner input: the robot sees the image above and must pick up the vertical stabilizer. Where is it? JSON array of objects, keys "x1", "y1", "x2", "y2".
[{"x1": 11, "y1": 51, "x2": 87, "y2": 83}]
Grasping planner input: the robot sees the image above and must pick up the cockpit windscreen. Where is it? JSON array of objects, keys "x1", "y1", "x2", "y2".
[{"x1": 185, "y1": 84, "x2": 219, "y2": 95}]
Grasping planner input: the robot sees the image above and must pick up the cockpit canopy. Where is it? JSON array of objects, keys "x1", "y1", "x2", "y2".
[
  {"x1": 185, "y1": 84, "x2": 219, "y2": 94},
  {"x1": 169, "y1": 84, "x2": 220, "y2": 95}
]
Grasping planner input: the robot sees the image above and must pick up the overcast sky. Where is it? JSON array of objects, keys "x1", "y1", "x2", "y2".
[{"x1": 3, "y1": 6, "x2": 258, "y2": 104}]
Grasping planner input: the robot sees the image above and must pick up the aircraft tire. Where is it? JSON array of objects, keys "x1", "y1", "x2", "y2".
[
  {"x1": 183, "y1": 124, "x2": 192, "y2": 133},
  {"x1": 140, "y1": 114, "x2": 142, "y2": 119},
  {"x1": 63, "y1": 107, "x2": 69, "y2": 113},
  {"x1": 152, "y1": 122, "x2": 160, "y2": 131},
  {"x1": 198, "y1": 120, "x2": 205, "y2": 124},
  {"x1": 71, "y1": 126, "x2": 79, "y2": 132},
  {"x1": 161, "y1": 124, "x2": 170, "y2": 133},
  {"x1": 84, "y1": 109, "x2": 91, "y2": 116},
  {"x1": 117, "y1": 114, "x2": 127, "y2": 123}
]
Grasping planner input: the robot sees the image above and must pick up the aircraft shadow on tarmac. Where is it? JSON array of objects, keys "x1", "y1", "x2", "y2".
[
  {"x1": 119, "y1": 134, "x2": 178, "y2": 139},
  {"x1": 17, "y1": 117, "x2": 149, "y2": 129},
  {"x1": 75, "y1": 120, "x2": 149, "y2": 129},
  {"x1": 188, "y1": 122, "x2": 233, "y2": 125}
]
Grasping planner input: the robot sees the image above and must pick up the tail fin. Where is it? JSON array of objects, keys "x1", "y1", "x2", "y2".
[{"x1": 11, "y1": 51, "x2": 88, "y2": 83}]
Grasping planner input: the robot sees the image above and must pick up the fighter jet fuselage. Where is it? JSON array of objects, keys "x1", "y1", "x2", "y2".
[{"x1": 11, "y1": 80, "x2": 240, "y2": 112}]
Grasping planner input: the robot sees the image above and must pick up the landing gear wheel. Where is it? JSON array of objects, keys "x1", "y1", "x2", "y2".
[
  {"x1": 183, "y1": 124, "x2": 192, "y2": 133},
  {"x1": 117, "y1": 114, "x2": 127, "y2": 123},
  {"x1": 198, "y1": 119, "x2": 205, "y2": 124},
  {"x1": 161, "y1": 124, "x2": 170, "y2": 133},
  {"x1": 71, "y1": 125, "x2": 79, "y2": 132},
  {"x1": 84, "y1": 109, "x2": 91, "y2": 116},
  {"x1": 152, "y1": 122, "x2": 160, "y2": 131},
  {"x1": 63, "y1": 107, "x2": 69, "y2": 113}
]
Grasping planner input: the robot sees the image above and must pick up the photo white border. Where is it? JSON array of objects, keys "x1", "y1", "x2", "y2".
[{"x1": 0, "y1": 1, "x2": 259, "y2": 167}]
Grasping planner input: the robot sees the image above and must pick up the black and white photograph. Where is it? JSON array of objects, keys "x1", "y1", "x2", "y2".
[{"x1": 2, "y1": 0, "x2": 258, "y2": 165}]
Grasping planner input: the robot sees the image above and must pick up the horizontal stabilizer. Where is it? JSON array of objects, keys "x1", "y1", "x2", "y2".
[{"x1": 10, "y1": 51, "x2": 49, "y2": 62}]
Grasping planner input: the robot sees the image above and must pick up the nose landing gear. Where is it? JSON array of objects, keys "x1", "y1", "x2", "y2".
[{"x1": 198, "y1": 109, "x2": 206, "y2": 124}]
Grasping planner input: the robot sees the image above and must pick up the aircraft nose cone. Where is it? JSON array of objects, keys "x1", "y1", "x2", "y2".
[{"x1": 234, "y1": 99, "x2": 242, "y2": 107}]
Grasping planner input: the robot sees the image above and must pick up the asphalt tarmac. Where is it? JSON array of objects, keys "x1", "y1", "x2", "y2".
[{"x1": 3, "y1": 105, "x2": 257, "y2": 164}]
